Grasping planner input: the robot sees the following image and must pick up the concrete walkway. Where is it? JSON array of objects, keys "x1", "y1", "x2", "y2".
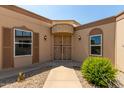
[{"x1": 43, "y1": 66, "x2": 82, "y2": 88}]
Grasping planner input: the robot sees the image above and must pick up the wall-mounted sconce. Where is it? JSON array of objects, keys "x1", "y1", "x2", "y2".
[
  {"x1": 44, "y1": 35, "x2": 47, "y2": 40},
  {"x1": 78, "y1": 35, "x2": 81, "y2": 40}
]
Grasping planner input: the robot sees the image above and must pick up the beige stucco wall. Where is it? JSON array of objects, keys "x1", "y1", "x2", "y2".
[
  {"x1": 0, "y1": 26, "x2": 2, "y2": 69},
  {"x1": 116, "y1": 15, "x2": 124, "y2": 72},
  {"x1": 0, "y1": 7, "x2": 52, "y2": 68},
  {"x1": 52, "y1": 24, "x2": 74, "y2": 34},
  {"x1": 72, "y1": 22, "x2": 116, "y2": 65},
  {"x1": 39, "y1": 26, "x2": 52, "y2": 63},
  {"x1": 14, "y1": 56, "x2": 32, "y2": 68}
]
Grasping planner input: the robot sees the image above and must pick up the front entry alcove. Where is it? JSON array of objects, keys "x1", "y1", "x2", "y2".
[{"x1": 53, "y1": 33, "x2": 72, "y2": 60}]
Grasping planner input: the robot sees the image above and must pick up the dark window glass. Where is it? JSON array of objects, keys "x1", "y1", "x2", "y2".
[
  {"x1": 91, "y1": 46, "x2": 101, "y2": 55},
  {"x1": 15, "y1": 29, "x2": 32, "y2": 56},
  {"x1": 23, "y1": 32, "x2": 31, "y2": 36},
  {"x1": 15, "y1": 30, "x2": 23, "y2": 36},
  {"x1": 91, "y1": 36, "x2": 101, "y2": 45},
  {"x1": 15, "y1": 30, "x2": 32, "y2": 43},
  {"x1": 15, "y1": 44, "x2": 31, "y2": 56}
]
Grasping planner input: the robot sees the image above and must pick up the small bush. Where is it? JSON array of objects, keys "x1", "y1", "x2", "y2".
[
  {"x1": 17, "y1": 72, "x2": 25, "y2": 82},
  {"x1": 81, "y1": 57, "x2": 117, "y2": 87}
]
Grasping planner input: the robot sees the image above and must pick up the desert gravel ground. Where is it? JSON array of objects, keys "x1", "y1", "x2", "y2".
[
  {"x1": 1, "y1": 65, "x2": 124, "y2": 88},
  {"x1": 116, "y1": 71, "x2": 124, "y2": 87},
  {"x1": 74, "y1": 67, "x2": 94, "y2": 88},
  {"x1": 1, "y1": 68, "x2": 51, "y2": 88},
  {"x1": 1, "y1": 67, "x2": 94, "y2": 88}
]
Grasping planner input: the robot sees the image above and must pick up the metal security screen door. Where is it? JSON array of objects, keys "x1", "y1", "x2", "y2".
[{"x1": 54, "y1": 34, "x2": 71, "y2": 60}]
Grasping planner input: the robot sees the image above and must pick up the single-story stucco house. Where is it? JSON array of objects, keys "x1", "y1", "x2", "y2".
[{"x1": 0, "y1": 5, "x2": 124, "y2": 72}]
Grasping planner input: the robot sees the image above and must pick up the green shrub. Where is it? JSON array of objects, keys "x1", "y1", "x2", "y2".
[{"x1": 81, "y1": 57, "x2": 117, "y2": 87}]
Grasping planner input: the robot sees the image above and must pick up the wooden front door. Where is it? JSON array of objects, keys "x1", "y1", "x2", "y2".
[{"x1": 54, "y1": 34, "x2": 71, "y2": 60}]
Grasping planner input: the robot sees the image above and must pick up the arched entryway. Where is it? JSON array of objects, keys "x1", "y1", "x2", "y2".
[{"x1": 52, "y1": 24, "x2": 74, "y2": 60}]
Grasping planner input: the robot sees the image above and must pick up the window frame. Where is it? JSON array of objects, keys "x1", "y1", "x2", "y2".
[
  {"x1": 89, "y1": 34, "x2": 102, "y2": 56},
  {"x1": 14, "y1": 28, "x2": 33, "y2": 57}
]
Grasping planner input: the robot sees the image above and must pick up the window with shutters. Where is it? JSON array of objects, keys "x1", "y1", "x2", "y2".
[{"x1": 14, "y1": 29, "x2": 33, "y2": 56}]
